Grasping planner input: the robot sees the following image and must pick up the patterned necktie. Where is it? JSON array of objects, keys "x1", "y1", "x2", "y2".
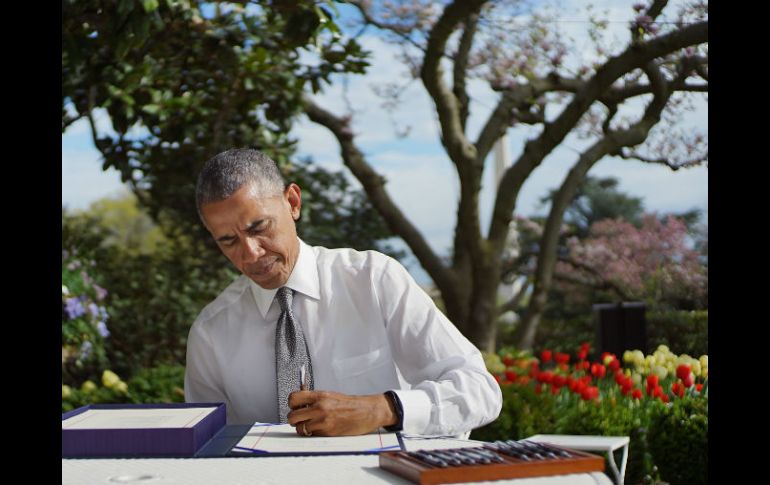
[{"x1": 275, "y1": 286, "x2": 314, "y2": 423}]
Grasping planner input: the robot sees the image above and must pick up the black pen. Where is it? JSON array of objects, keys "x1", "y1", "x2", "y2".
[
  {"x1": 411, "y1": 450, "x2": 449, "y2": 468},
  {"x1": 471, "y1": 447, "x2": 505, "y2": 463},
  {"x1": 457, "y1": 448, "x2": 491, "y2": 464},
  {"x1": 428, "y1": 450, "x2": 464, "y2": 466},
  {"x1": 439, "y1": 449, "x2": 477, "y2": 465}
]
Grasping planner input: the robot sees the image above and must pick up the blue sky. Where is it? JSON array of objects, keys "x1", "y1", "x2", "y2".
[{"x1": 62, "y1": 1, "x2": 707, "y2": 284}]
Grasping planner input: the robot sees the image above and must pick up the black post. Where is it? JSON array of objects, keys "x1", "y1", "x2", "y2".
[{"x1": 593, "y1": 302, "x2": 647, "y2": 357}]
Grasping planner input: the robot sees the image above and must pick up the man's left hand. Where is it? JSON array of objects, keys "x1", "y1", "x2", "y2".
[{"x1": 286, "y1": 390, "x2": 398, "y2": 436}]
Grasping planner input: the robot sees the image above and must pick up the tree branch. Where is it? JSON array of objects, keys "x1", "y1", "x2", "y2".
[
  {"x1": 488, "y1": 21, "x2": 708, "y2": 254},
  {"x1": 515, "y1": 59, "x2": 681, "y2": 348},
  {"x1": 303, "y1": 96, "x2": 459, "y2": 300},
  {"x1": 453, "y1": 13, "x2": 478, "y2": 131},
  {"x1": 421, "y1": 0, "x2": 485, "y2": 165},
  {"x1": 618, "y1": 150, "x2": 708, "y2": 170},
  {"x1": 348, "y1": 0, "x2": 427, "y2": 53}
]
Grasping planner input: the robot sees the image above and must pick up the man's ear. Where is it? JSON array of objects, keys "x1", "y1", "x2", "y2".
[{"x1": 285, "y1": 183, "x2": 302, "y2": 221}]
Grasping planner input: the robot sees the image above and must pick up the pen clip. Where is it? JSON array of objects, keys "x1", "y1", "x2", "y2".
[{"x1": 300, "y1": 364, "x2": 307, "y2": 391}]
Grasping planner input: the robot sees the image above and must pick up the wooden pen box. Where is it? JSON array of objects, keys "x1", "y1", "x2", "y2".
[{"x1": 379, "y1": 445, "x2": 605, "y2": 485}]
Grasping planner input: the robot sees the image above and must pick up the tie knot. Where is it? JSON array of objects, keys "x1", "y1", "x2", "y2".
[{"x1": 276, "y1": 286, "x2": 293, "y2": 312}]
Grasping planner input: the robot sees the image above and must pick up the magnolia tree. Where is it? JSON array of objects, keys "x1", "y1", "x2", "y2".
[
  {"x1": 518, "y1": 214, "x2": 708, "y2": 310},
  {"x1": 304, "y1": 0, "x2": 708, "y2": 350}
]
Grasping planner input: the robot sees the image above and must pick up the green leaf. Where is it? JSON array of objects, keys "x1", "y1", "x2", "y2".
[
  {"x1": 142, "y1": 104, "x2": 161, "y2": 115},
  {"x1": 142, "y1": 0, "x2": 159, "y2": 13}
]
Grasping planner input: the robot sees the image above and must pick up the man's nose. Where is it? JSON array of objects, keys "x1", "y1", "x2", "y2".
[{"x1": 241, "y1": 237, "x2": 265, "y2": 262}]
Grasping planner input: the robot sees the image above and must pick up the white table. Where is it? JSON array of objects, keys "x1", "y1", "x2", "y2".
[
  {"x1": 526, "y1": 435, "x2": 629, "y2": 485},
  {"x1": 62, "y1": 437, "x2": 612, "y2": 485}
]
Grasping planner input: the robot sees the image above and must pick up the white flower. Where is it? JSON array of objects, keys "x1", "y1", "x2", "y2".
[{"x1": 62, "y1": 285, "x2": 69, "y2": 296}]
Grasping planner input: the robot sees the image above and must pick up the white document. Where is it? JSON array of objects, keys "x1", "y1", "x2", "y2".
[
  {"x1": 233, "y1": 423, "x2": 402, "y2": 454},
  {"x1": 62, "y1": 407, "x2": 219, "y2": 429}
]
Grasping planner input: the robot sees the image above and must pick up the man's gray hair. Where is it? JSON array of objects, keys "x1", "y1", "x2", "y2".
[{"x1": 196, "y1": 148, "x2": 286, "y2": 220}]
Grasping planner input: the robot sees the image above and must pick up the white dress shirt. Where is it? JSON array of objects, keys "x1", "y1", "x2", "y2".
[{"x1": 184, "y1": 238, "x2": 502, "y2": 436}]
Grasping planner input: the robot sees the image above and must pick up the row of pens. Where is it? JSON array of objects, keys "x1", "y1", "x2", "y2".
[{"x1": 402, "y1": 440, "x2": 574, "y2": 468}]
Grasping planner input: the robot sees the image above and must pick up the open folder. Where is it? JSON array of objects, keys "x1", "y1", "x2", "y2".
[{"x1": 230, "y1": 422, "x2": 404, "y2": 456}]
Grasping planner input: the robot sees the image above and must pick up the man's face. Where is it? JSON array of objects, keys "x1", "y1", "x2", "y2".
[{"x1": 201, "y1": 182, "x2": 302, "y2": 289}]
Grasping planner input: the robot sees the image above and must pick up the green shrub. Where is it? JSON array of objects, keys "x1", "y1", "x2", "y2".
[
  {"x1": 471, "y1": 383, "x2": 558, "y2": 442},
  {"x1": 558, "y1": 395, "x2": 663, "y2": 484},
  {"x1": 647, "y1": 396, "x2": 708, "y2": 485},
  {"x1": 646, "y1": 310, "x2": 708, "y2": 358},
  {"x1": 126, "y1": 365, "x2": 186, "y2": 404},
  {"x1": 62, "y1": 365, "x2": 186, "y2": 413}
]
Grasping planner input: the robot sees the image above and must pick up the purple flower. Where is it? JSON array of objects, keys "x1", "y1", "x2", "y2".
[
  {"x1": 67, "y1": 260, "x2": 82, "y2": 271},
  {"x1": 88, "y1": 303, "x2": 100, "y2": 318},
  {"x1": 65, "y1": 298, "x2": 86, "y2": 319},
  {"x1": 80, "y1": 341, "x2": 93, "y2": 359},
  {"x1": 96, "y1": 321, "x2": 110, "y2": 338},
  {"x1": 93, "y1": 285, "x2": 108, "y2": 301}
]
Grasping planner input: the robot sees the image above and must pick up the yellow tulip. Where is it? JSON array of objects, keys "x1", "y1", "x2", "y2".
[
  {"x1": 623, "y1": 350, "x2": 634, "y2": 363},
  {"x1": 656, "y1": 344, "x2": 670, "y2": 354},
  {"x1": 81, "y1": 380, "x2": 97, "y2": 393},
  {"x1": 115, "y1": 382, "x2": 128, "y2": 394},
  {"x1": 631, "y1": 373, "x2": 642, "y2": 385},
  {"x1": 699, "y1": 355, "x2": 708, "y2": 368},
  {"x1": 102, "y1": 370, "x2": 121, "y2": 389},
  {"x1": 62, "y1": 385, "x2": 71, "y2": 399},
  {"x1": 652, "y1": 365, "x2": 668, "y2": 379}
]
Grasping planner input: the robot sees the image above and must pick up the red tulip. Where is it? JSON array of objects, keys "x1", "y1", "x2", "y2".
[
  {"x1": 695, "y1": 383, "x2": 703, "y2": 392},
  {"x1": 552, "y1": 375, "x2": 567, "y2": 388},
  {"x1": 555, "y1": 352, "x2": 570, "y2": 364},
  {"x1": 659, "y1": 393, "x2": 670, "y2": 403},
  {"x1": 505, "y1": 370, "x2": 517, "y2": 382},
  {"x1": 559, "y1": 363, "x2": 569, "y2": 372},
  {"x1": 534, "y1": 383, "x2": 542, "y2": 395},
  {"x1": 621, "y1": 379, "x2": 633, "y2": 395},
  {"x1": 683, "y1": 372, "x2": 695, "y2": 388},
  {"x1": 580, "y1": 386, "x2": 599, "y2": 401},
  {"x1": 608, "y1": 358, "x2": 621, "y2": 372},
  {"x1": 540, "y1": 350, "x2": 553, "y2": 363},
  {"x1": 614, "y1": 370, "x2": 625, "y2": 385},
  {"x1": 676, "y1": 364, "x2": 691, "y2": 381},
  {"x1": 494, "y1": 374, "x2": 501, "y2": 383},
  {"x1": 551, "y1": 385, "x2": 560, "y2": 395},
  {"x1": 503, "y1": 356, "x2": 515, "y2": 367},
  {"x1": 590, "y1": 363, "x2": 606, "y2": 379},
  {"x1": 646, "y1": 374, "x2": 659, "y2": 388},
  {"x1": 537, "y1": 371, "x2": 554, "y2": 384},
  {"x1": 631, "y1": 388, "x2": 642, "y2": 400}
]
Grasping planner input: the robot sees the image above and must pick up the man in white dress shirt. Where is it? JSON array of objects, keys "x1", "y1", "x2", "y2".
[{"x1": 185, "y1": 148, "x2": 501, "y2": 437}]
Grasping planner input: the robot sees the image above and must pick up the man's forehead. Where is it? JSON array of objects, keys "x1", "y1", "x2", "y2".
[{"x1": 202, "y1": 185, "x2": 283, "y2": 231}]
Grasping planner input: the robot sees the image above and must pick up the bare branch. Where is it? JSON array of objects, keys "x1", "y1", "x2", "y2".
[
  {"x1": 303, "y1": 96, "x2": 460, "y2": 301},
  {"x1": 488, "y1": 21, "x2": 708, "y2": 253},
  {"x1": 454, "y1": 13, "x2": 478, "y2": 131},
  {"x1": 516, "y1": 59, "x2": 683, "y2": 348},
  {"x1": 348, "y1": 0, "x2": 427, "y2": 53},
  {"x1": 618, "y1": 149, "x2": 708, "y2": 170}
]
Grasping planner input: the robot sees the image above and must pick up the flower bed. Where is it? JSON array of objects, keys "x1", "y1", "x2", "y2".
[{"x1": 473, "y1": 343, "x2": 708, "y2": 484}]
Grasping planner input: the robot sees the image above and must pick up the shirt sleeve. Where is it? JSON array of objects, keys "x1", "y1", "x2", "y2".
[
  {"x1": 184, "y1": 318, "x2": 227, "y2": 406},
  {"x1": 373, "y1": 256, "x2": 502, "y2": 436}
]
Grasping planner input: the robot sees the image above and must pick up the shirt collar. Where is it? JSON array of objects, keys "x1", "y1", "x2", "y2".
[{"x1": 249, "y1": 238, "x2": 320, "y2": 319}]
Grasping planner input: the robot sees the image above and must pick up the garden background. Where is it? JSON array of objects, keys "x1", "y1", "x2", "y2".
[{"x1": 62, "y1": 1, "x2": 707, "y2": 483}]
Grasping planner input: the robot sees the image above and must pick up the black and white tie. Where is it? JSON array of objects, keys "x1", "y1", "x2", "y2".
[{"x1": 275, "y1": 286, "x2": 314, "y2": 423}]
